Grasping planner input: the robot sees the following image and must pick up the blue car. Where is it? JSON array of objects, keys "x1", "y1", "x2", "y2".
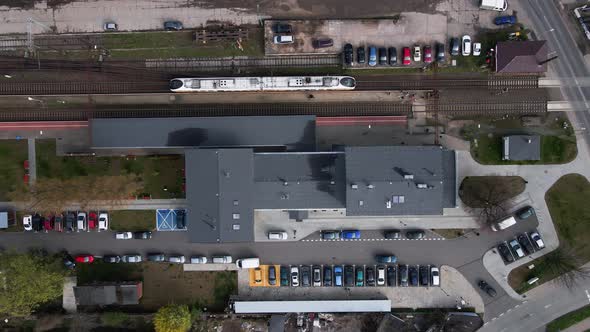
[
  {"x1": 494, "y1": 15, "x2": 516, "y2": 25},
  {"x1": 368, "y1": 46, "x2": 377, "y2": 67},
  {"x1": 341, "y1": 230, "x2": 361, "y2": 239},
  {"x1": 334, "y1": 266, "x2": 343, "y2": 286},
  {"x1": 376, "y1": 255, "x2": 397, "y2": 264}
]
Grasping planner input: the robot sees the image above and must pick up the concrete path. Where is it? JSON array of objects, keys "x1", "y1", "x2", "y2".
[
  {"x1": 0, "y1": 198, "x2": 187, "y2": 211},
  {"x1": 563, "y1": 317, "x2": 590, "y2": 332},
  {"x1": 62, "y1": 276, "x2": 77, "y2": 313},
  {"x1": 27, "y1": 138, "x2": 36, "y2": 185}
]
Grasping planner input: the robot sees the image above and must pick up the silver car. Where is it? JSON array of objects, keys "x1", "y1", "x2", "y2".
[
  {"x1": 122, "y1": 254, "x2": 142, "y2": 263},
  {"x1": 291, "y1": 266, "x2": 300, "y2": 287},
  {"x1": 168, "y1": 255, "x2": 186, "y2": 264},
  {"x1": 190, "y1": 256, "x2": 207, "y2": 264},
  {"x1": 212, "y1": 255, "x2": 232, "y2": 264}
]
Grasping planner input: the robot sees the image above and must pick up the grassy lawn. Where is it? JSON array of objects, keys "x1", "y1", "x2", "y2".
[
  {"x1": 141, "y1": 264, "x2": 237, "y2": 312},
  {"x1": 470, "y1": 134, "x2": 577, "y2": 165},
  {"x1": 36, "y1": 140, "x2": 184, "y2": 199},
  {"x1": 109, "y1": 210, "x2": 155, "y2": 231},
  {"x1": 509, "y1": 174, "x2": 590, "y2": 293},
  {"x1": 459, "y1": 176, "x2": 526, "y2": 208},
  {"x1": 547, "y1": 304, "x2": 590, "y2": 332},
  {"x1": 76, "y1": 260, "x2": 142, "y2": 284},
  {"x1": 0, "y1": 140, "x2": 28, "y2": 200}
]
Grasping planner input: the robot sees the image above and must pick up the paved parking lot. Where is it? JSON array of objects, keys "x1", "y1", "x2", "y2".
[{"x1": 237, "y1": 265, "x2": 484, "y2": 312}]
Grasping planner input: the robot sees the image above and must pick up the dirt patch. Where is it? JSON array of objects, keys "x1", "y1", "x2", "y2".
[
  {"x1": 0, "y1": 0, "x2": 35, "y2": 9},
  {"x1": 141, "y1": 264, "x2": 237, "y2": 312}
]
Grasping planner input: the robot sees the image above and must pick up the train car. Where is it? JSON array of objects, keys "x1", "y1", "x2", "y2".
[{"x1": 169, "y1": 76, "x2": 356, "y2": 92}]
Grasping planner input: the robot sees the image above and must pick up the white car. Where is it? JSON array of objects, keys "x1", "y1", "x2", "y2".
[
  {"x1": 430, "y1": 266, "x2": 440, "y2": 286},
  {"x1": 122, "y1": 254, "x2": 142, "y2": 263},
  {"x1": 190, "y1": 256, "x2": 207, "y2": 264},
  {"x1": 76, "y1": 212, "x2": 87, "y2": 232},
  {"x1": 462, "y1": 35, "x2": 472, "y2": 56},
  {"x1": 23, "y1": 215, "x2": 33, "y2": 231},
  {"x1": 115, "y1": 232, "x2": 133, "y2": 240},
  {"x1": 509, "y1": 239, "x2": 525, "y2": 258},
  {"x1": 377, "y1": 266, "x2": 386, "y2": 286},
  {"x1": 291, "y1": 266, "x2": 300, "y2": 287},
  {"x1": 212, "y1": 255, "x2": 232, "y2": 264},
  {"x1": 168, "y1": 255, "x2": 186, "y2": 264},
  {"x1": 530, "y1": 232, "x2": 545, "y2": 249},
  {"x1": 473, "y1": 42, "x2": 482, "y2": 56},
  {"x1": 98, "y1": 213, "x2": 108, "y2": 231},
  {"x1": 268, "y1": 231, "x2": 288, "y2": 240},
  {"x1": 413, "y1": 46, "x2": 421, "y2": 62},
  {"x1": 273, "y1": 35, "x2": 294, "y2": 44}
]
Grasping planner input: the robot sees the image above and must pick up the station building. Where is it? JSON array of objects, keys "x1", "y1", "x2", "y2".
[{"x1": 90, "y1": 115, "x2": 456, "y2": 243}]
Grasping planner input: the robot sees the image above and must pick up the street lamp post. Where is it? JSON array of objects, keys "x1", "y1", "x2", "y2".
[{"x1": 27, "y1": 96, "x2": 46, "y2": 110}]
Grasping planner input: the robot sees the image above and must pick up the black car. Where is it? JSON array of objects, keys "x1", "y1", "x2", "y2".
[
  {"x1": 366, "y1": 266, "x2": 376, "y2": 286},
  {"x1": 273, "y1": 23, "x2": 292, "y2": 34},
  {"x1": 268, "y1": 266, "x2": 277, "y2": 285},
  {"x1": 103, "y1": 255, "x2": 121, "y2": 263},
  {"x1": 147, "y1": 253, "x2": 166, "y2": 262},
  {"x1": 516, "y1": 206, "x2": 535, "y2": 220},
  {"x1": 450, "y1": 37, "x2": 460, "y2": 56},
  {"x1": 357, "y1": 47, "x2": 366, "y2": 64},
  {"x1": 66, "y1": 212, "x2": 76, "y2": 232},
  {"x1": 301, "y1": 266, "x2": 311, "y2": 287},
  {"x1": 176, "y1": 210, "x2": 186, "y2": 229},
  {"x1": 323, "y1": 266, "x2": 333, "y2": 286},
  {"x1": 343, "y1": 43, "x2": 353, "y2": 66},
  {"x1": 378, "y1": 47, "x2": 387, "y2": 65},
  {"x1": 478, "y1": 280, "x2": 497, "y2": 297},
  {"x1": 419, "y1": 266, "x2": 429, "y2": 286},
  {"x1": 344, "y1": 265, "x2": 355, "y2": 287},
  {"x1": 280, "y1": 266, "x2": 290, "y2": 286},
  {"x1": 409, "y1": 266, "x2": 418, "y2": 286},
  {"x1": 517, "y1": 234, "x2": 535, "y2": 255},
  {"x1": 498, "y1": 243, "x2": 515, "y2": 263},
  {"x1": 388, "y1": 47, "x2": 397, "y2": 65},
  {"x1": 386, "y1": 265, "x2": 396, "y2": 286},
  {"x1": 164, "y1": 21, "x2": 183, "y2": 31},
  {"x1": 32, "y1": 214, "x2": 42, "y2": 232},
  {"x1": 405, "y1": 230, "x2": 426, "y2": 239},
  {"x1": 62, "y1": 252, "x2": 76, "y2": 269},
  {"x1": 312, "y1": 38, "x2": 333, "y2": 48},
  {"x1": 133, "y1": 231, "x2": 152, "y2": 239},
  {"x1": 436, "y1": 43, "x2": 445, "y2": 63},
  {"x1": 384, "y1": 230, "x2": 401, "y2": 239},
  {"x1": 399, "y1": 265, "x2": 409, "y2": 287}
]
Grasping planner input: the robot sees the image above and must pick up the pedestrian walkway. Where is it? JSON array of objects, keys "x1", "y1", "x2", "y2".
[
  {"x1": 27, "y1": 138, "x2": 36, "y2": 184},
  {"x1": 62, "y1": 276, "x2": 77, "y2": 313},
  {"x1": 562, "y1": 316, "x2": 590, "y2": 332}
]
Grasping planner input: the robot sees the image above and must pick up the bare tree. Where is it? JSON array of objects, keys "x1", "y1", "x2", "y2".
[
  {"x1": 8, "y1": 175, "x2": 143, "y2": 213},
  {"x1": 459, "y1": 176, "x2": 525, "y2": 226},
  {"x1": 541, "y1": 247, "x2": 590, "y2": 290}
]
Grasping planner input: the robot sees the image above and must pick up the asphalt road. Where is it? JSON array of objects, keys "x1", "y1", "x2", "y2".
[{"x1": 0, "y1": 216, "x2": 538, "y2": 316}]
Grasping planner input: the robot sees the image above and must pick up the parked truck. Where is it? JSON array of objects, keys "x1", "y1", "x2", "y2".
[{"x1": 480, "y1": 0, "x2": 507, "y2": 11}]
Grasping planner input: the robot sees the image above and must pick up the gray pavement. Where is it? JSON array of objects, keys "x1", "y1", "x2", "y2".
[{"x1": 27, "y1": 138, "x2": 36, "y2": 184}]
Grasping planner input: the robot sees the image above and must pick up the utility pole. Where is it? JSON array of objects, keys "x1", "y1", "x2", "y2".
[{"x1": 27, "y1": 17, "x2": 51, "y2": 68}]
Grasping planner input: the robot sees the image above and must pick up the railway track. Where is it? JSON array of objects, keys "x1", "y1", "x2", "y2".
[
  {"x1": 145, "y1": 55, "x2": 342, "y2": 70},
  {"x1": 356, "y1": 75, "x2": 539, "y2": 90},
  {"x1": 0, "y1": 103, "x2": 412, "y2": 121},
  {"x1": 426, "y1": 100, "x2": 548, "y2": 115},
  {"x1": 0, "y1": 82, "x2": 168, "y2": 95}
]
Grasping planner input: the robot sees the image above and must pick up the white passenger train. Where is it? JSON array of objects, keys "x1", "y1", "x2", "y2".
[{"x1": 169, "y1": 76, "x2": 356, "y2": 92}]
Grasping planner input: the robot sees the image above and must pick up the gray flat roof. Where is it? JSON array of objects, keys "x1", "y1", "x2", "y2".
[
  {"x1": 90, "y1": 116, "x2": 316, "y2": 151},
  {"x1": 233, "y1": 300, "x2": 391, "y2": 313},
  {"x1": 345, "y1": 146, "x2": 456, "y2": 216},
  {"x1": 503, "y1": 135, "x2": 541, "y2": 161},
  {"x1": 185, "y1": 149, "x2": 254, "y2": 243},
  {"x1": 253, "y1": 152, "x2": 346, "y2": 209}
]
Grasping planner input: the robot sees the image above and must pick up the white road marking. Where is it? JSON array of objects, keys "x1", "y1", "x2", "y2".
[
  {"x1": 585, "y1": 289, "x2": 590, "y2": 303},
  {"x1": 499, "y1": 313, "x2": 504, "y2": 317},
  {"x1": 544, "y1": 304, "x2": 552, "y2": 309},
  {"x1": 507, "y1": 308, "x2": 512, "y2": 313},
  {"x1": 492, "y1": 317, "x2": 497, "y2": 321}
]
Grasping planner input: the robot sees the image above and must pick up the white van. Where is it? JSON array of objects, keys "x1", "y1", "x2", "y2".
[
  {"x1": 479, "y1": 0, "x2": 507, "y2": 11},
  {"x1": 235, "y1": 258, "x2": 260, "y2": 269},
  {"x1": 491, "y1": 216, "x2": 517, "y2": 231},
  {"x1": 268, "y1": 231, "x2": 288, "y2": 240}
]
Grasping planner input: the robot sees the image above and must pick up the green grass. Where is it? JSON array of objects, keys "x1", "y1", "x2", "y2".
[
  {"x1": 109, "y1": 210, "x2": 155, "y2": 231},
  {"x1": 76, "y1": 260, "x2": 142, "y2": 284},
  {"x1": 211, "y1": 271, "x2": 237, "y2": 311},
  {"x1": 470, "y1": 135, "x2": 577, "y2": 165},
  {"x1": 102, "y1": 312, "x2": 130, "y2": 327},
  {"x1": 547, "y1": 304, "x2": 590, "y2": 332},
  {"x1": 36, "y1": 140, "x2": 184, "y2": 199},
  {"x1": 509, "y1": 174, "x2": 590, "y2": 293},
  {"x1": 0, "y1": 140, "x2": 28, "y2": 200}
]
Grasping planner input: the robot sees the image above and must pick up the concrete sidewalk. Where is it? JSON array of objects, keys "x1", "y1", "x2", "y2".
[{"x1": 562, "y1": 316, "x2": 590, "y2": 332}]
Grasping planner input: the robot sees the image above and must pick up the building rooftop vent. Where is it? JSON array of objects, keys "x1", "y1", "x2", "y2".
[
  {"x1": 351, "y1": 184, "x2": 358, "y2": 189},
  {"x1": 367, "y1": 184, "x2": 375, "y2": 189},
  {"x1": 417, "y1": 183, "x2": 428, "y2": 189},
  {"x1": 404, "y1": 174, "x2": 414, "y2": 180}
]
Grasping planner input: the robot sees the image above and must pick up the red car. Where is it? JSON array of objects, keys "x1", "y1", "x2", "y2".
[
  {"x1": 43, "y1": 216, "x2": 53, "y2": 232},
  {"x1": 402, "y1": 47, "x2": 411, "y2": 66},
  {"x1": 75, "y1": 255, "x2": 94, "y2": 263},
  {"x1": 23, "y1": 173, "x2": 29, "y2": 185},
  {"x1": 23, "y1": 160, "x2": 29, "y2": 170},
  {"x1": 88, "y1": 212, "x2": 97, "y2": 230},
  {"x1": 424, "y1": 45, "x2": 433, "y2": 64}
]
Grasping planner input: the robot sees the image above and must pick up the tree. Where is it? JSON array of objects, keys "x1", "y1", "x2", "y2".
[
  {"x1": 0, "y1": 251, "x2": 65, "y2": 317},
  {"x1": 459, "y1": 176, "x2": 525, "y2": 226},
  {"x1": 540, "y1": 247, "x2": 590, "y2": 289},
  {"x1": 153, "y1": 304, "x2": 191, "y2": 332},
  {"x1": 8, "y1": 175, "x2": 143, "y2": 213}
]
